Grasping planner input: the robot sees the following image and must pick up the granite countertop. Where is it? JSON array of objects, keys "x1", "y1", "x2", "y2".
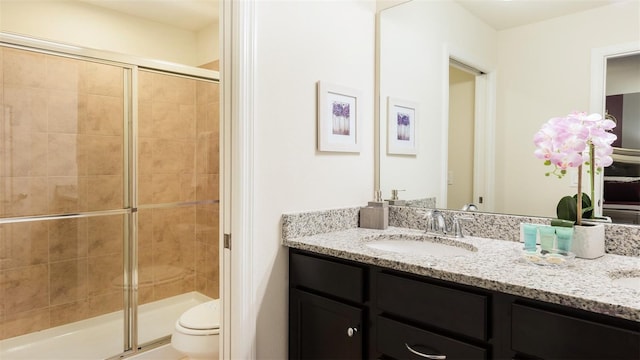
[{"x1": 283, "y1": 226, "x2": 640, "y2": 322}]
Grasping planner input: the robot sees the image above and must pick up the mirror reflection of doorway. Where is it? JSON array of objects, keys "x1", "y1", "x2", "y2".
[
  {"x1": 448, "y1": 65, "x2": 475, "y2": 210},
  {"x1": 603, "y1": 53, "x2": 640, "y2": 224},
  {"x1": 447, "y1": 59, "x2": 486, "y2": 211}
]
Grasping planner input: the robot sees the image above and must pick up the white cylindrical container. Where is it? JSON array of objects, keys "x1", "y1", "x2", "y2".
[{"x1": 571, "y1": 223, "x2": 605, "y2": 259}]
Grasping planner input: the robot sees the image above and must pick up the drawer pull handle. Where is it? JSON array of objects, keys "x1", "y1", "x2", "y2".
[
  {"x1": 347, "y1": 327, "x2": 358, "y2": 337},
  {"x1": 405, "y1": 343, "x2": 446, "y2": 359}
]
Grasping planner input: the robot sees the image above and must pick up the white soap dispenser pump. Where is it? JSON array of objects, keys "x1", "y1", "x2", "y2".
[{"x1": 387, "y1": 189, "x2": 406, "y2": 206}]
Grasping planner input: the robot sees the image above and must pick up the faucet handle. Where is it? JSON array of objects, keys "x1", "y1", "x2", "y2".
[
  {"x1": 452, "y1": 215, "x2": 474, "y2": 238},
  {"x1": 419, "y1": 209, "x2": 438, "y2": 233},
  {"x1": 418, "y1": 209, "x2": 432, "y2": 218}
]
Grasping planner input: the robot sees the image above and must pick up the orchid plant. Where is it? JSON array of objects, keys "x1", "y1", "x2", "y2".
[{"x1": 533, "y1": 112, "x2": 617, "y2": 225}]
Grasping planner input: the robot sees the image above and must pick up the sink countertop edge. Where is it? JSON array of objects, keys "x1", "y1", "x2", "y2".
[{"x1": 283, "y1": 226, "x2": 640, "y2": 323}]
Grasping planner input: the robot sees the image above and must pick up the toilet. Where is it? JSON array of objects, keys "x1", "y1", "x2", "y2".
[{"x1": 171, "y1": 299, "x2": 220, "y2": 360}]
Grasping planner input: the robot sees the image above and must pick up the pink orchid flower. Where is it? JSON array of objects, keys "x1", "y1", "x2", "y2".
[
  {"x1": 533, "y1": 111, "x2": 617, "y2": 224},
  {"x1": 533, "y1": 112, "x2": 617, "y2": 178}
]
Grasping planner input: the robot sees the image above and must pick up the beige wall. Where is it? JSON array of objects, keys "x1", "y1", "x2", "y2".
[
  {"x1": 0, "y1": 0, "x2": 218, "y2": 67},
  {"x1": 448, "y1": 66, "x2": 475, "y2": 210},
  {"x1": 495, "y1": 1, "x2": 640, "y2": 217}
]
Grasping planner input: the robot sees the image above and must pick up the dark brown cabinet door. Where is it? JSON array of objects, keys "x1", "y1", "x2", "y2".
[
  {"x1": 290, "y1": 288, "x2": 364, "y2": 359},
  {"x1": 512, "y1": 303, "x2": 640, "y2": 360}
]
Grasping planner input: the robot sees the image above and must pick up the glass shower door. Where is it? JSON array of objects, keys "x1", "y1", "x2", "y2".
[
  {"x1": 0, "y1": 45, "x2": 131, "y2": 358},
  {"x1": 135, "y1": 69, "x2": 219, "y2": 346},
  {"x1": 0, "y1": 42, "x2": 219, "y2": 359}
]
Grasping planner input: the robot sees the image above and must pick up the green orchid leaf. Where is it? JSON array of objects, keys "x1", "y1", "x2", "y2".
[
  {"x1": 557, "y1": 193, "x2": 593, "y2": 221},
  {"x1": 556, "y1": 195, "x2": 577, "y2": 221}
]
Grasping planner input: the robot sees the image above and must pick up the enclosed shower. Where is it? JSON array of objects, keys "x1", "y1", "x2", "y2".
[{"x1": 0, "y1": 35, "x2": 220, "y2": 359}]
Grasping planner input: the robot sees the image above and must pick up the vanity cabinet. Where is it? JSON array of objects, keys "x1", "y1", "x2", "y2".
[
  {"x1": 288, "y1": 249, "x2": 640, "y2": 360},
  {"x1": 289, "y1": 251, "x2": 367, "y2": 359}
]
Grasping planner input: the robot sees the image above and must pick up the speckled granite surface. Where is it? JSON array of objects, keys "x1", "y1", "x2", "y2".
[
  {"x1": 404, "y1": 197, "x2": 436, "y2": 208},
  {"x1": 281, "y1": 207, "x2": 640, "y2": 322},
  {"x1": 388, "y1": 206, "x2": 640, "y2": 257},
  {"x1": 281, "y1": 207, "x2": 360, "y2": 240}
]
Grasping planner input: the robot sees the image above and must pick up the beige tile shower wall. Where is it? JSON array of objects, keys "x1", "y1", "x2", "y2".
[
  {"x1": 195, "y1": 79, "x2": 219, "y2": 299},
  {"x1": 1, "y1": 47, "x2": 124, "y2": 217},
  {"x1": 137, "y1": 71, "x2": 219, "y2": 302},
  {"x1": 0, "y1": 215, "x2": 125, "y2": 340},
  {"x1": 0, "y1": 47, "x2": 126, "y2": 340}
]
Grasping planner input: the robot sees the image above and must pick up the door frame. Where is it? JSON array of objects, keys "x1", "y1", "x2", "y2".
[
  {"x1": 221, "y1": 0, "x2": 257, "y2": 358},
  {"x1": 589, "y1": 41, "x2": 640, "y2": 217}
]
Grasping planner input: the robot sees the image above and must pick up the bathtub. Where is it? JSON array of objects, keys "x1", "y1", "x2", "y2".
[{"x1": 0, "y1": 292, "x2": 211, "y2": 360}]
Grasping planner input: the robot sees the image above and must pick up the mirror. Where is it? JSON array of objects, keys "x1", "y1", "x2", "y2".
[{"x1": 377, "y1": 0, "x2": 640, "y2": 224}]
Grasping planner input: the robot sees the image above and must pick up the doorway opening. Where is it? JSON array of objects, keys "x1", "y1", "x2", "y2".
[{"x1": 446, "y1": 58, "x2": 490, "y2": 212}]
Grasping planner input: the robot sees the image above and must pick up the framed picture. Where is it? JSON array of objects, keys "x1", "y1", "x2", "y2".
[
  {"x1": 317, "y1": 81, "x2": 361, "y2": 153},
  {"x1": 387, "y1": 97, "x2": 418, "y2": 155}
]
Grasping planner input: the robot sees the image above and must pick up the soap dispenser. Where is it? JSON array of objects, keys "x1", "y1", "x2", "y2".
[
  {"x1": 386, "y1": 189, "x2": 406, "y2": 206},
  {"x1": 359, "y1": 190, "x2": 389, "y2": 230}
]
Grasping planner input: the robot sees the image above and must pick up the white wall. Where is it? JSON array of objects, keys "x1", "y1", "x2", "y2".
[
  {"x1": 495, "y1": 1, "x2": 640, "y2": 217},
  {"x1": 378, "y1": 0, "x2": 496, "y2": 205},
  {"x1": 607, "y1": 54, "x2": 640, "y2": 95},
  {"x1": 0, "y1": 0, "x2": 218, "y2": 66},
  {"x1": 252, "y1": 0, "x2": 376, "y2": 357},
  {"x1": 197, "y1": 22, "x2": 220, "y2": 66}
]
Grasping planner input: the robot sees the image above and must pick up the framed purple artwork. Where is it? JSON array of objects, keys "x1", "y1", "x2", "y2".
[{"x1": 317, "y1": 81, "x2": 361, "y2": 153}]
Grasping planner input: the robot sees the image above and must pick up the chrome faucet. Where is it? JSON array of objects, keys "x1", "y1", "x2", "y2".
[
  {"x1": 423, "y1": 210, "x2": 474, "y2": 238},
  {"x1": 423, "y1": 209, "x2": 448, "y2": 235},
  {"x1": 461, "y1": 203, "x2": 478, "y2": 211}
]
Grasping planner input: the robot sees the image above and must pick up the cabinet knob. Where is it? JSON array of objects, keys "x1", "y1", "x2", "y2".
[
  {"x1": 347, "y1": 327, "x2": 358, "y2": 337},
  {"x1": 405, "y1": 343, "x2": 446, "y2": 359}
]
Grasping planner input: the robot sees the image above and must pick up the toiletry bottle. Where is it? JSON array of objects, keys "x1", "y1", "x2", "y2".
[
  {"x1": 360, "y1": 191, "x2": 389, "y2": 229},
  {"x1": 386, "y1": 189, "x2": 406, "y2": 206}
]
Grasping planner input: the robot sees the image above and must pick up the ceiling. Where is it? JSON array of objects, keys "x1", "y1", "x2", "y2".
[
  {"x1": 79, "y1": 0, "x2": 219, "y2": 31},
  {"x1": 456, "y1": 0, "x2": 625, "y2": 30},
  {"x1": 77, "y1": 0, "x2": 626, "y2": 33}
]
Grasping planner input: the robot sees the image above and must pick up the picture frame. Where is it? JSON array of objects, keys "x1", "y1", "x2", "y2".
[
  {"x1": 387, "y1": 97, "x2": 418, "y2": 155},
  {"x1": 317, "y1": 81, "x2": 361, "y2": 153}
]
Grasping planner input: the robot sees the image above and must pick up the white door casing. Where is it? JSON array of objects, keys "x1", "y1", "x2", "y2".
[{"x1": 221, "y1": 0, "x2": 257, "y2": 358}]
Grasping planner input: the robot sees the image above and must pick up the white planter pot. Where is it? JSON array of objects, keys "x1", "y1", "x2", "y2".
[{"x1": 571, "y1": 223, "x2": 605, "y2": 259}]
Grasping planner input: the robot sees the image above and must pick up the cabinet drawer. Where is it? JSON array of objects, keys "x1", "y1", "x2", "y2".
[
  {"x1": 290, "y1": 252, "x2": 365, "y2": 303},
  {"x1": 377, "y1": 316, "x2": 487, "y2": 359},
  {"x1": 377, "y1": 272, "x2": 488, "y2": 341},
  {"x1": 512, "y1": 303, "x2": 640, "y2": 359}
]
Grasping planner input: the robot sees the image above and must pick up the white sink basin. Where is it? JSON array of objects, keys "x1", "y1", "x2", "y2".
[
  {"x1": 363, "y1": 234, "x2": 476, "y2": 257},
  {"x1": 609, "y1": 270, "x2": 640, "y2": 291}
]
